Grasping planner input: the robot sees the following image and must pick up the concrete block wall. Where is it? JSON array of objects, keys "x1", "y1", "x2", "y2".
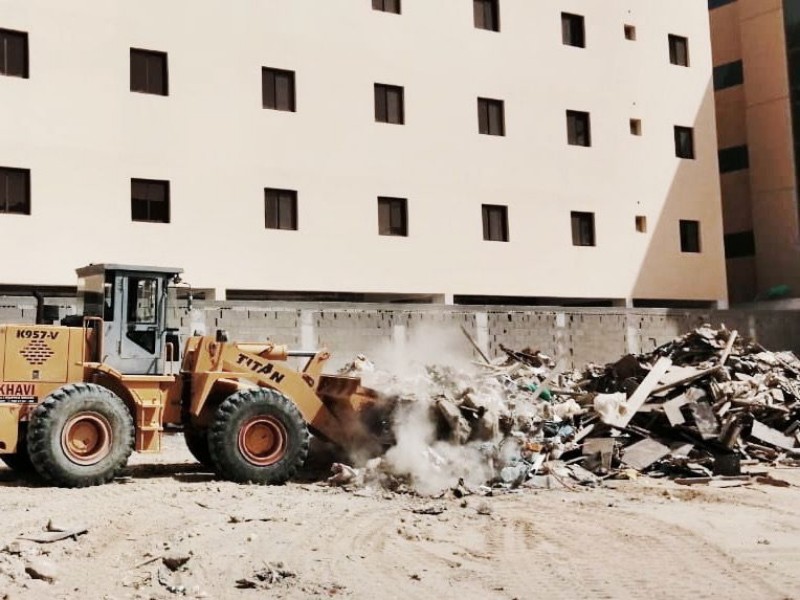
[
  {"x1": 5, "y1": 295, "x2": 800, "y2": 371},
  {"x1": 176, "y1": 303, "x2": 800, "y2": 370}
]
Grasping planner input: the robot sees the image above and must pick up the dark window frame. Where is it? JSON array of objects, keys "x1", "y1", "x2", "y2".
[
  {"x1": 374, "y1": 83, "x2": 405, "y2": 124},
  {"x1": 669, "y1": 34, "x2": 689, "y2": 67},
  {"x1": 131, "y1": 178, "x2": 170, "y2": 224},
  {"x1": 566, "y1": 110, "x2": 591, "y2": 147},
  {"x1": 0, "y1": 28, "x2": 29, "y2": 78},
  {"x1": 265, "y1": 188, "x2": 298, "y2": 231},
  {"x1": 713, "y1": 60, "x2": 744, "y2": 90},
  {"x1": 680, "y1": 220, "x2": 701, "y2": 253},
  {"x1": 130, "y1": 48, "x2": 168, "y2": 96},
  {"x1": 262, "y1": 67, "x2": 296, "y2": 112},
  {"x1": 0, "y1": 166, "x2": 30, "y2": 215},
  {"x1": 724, "y1": 230, "x2": 755, "y2": 259},
  {"x1": 378, "y1": 196, "x2": 408, "y2": 236},
  {"x1": 474, "y1": 0, "x2": 500, "y2": 32},
  {"x1": 482, "y1": 204, "x2": 509, "y2": 242},
  {"x1": 718, "y1": 145, "x2": 749, "y2": 173},
  {"x1": 708, "y1": 0, "x2": 737, "y2": 10},
  {"x1": 561, "y1": 13, "x2": 586, "y2": 48},
  {"x1": 571, "y1": 211, "x2": 596, "y2": 247},
  {"x1": 674, "y1": 126, "x2": 695, "y2": 159},
  {"x1": 477, "y1": 97, "x2": 505, "y2": 136},
  {"x1": 372, "y1": 0, "x2": 401, "y2": 14}
]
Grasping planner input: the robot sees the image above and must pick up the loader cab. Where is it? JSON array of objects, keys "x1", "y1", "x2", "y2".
[{"x1": 75, "y1": 264, "x2": 182, "y2": 375}]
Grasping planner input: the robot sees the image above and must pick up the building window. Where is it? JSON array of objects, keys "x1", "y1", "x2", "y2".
[
  {"x1": 630, "y1": 119, "x2": 642, "y2": 136},
  {"x1": 724, "y1": 230, "x2": 755, "y2": 259},
  {"x1": 262, "y1": 67, "x2": 296, "y2": 112},
  {"x1": 674, "y1": 126, "x2": 695, "y2": 159},
  {"x1": 713, "y1": 60, "x2": 744, "y2": 90},
  {"x1": 571, "y1": 211, "x2": 595, "y2": 246},
  {"x1": 378, "y1": 197, "x2": 408, "y2": 236},
  {"x1": 562, "y1": 13, "x2": 586, "y2": 48},
  {"x1": 624, "y1": 25, "x2": 637, "y2": 41},
  {"x1": 474, "y1": 0, "x2": 500, "y2": 32},
  {"x1": 374, "y1": 84, "x2": 404, "y2": 124},
  {"x1": 718, "y1": 145, "x2": 749, "y2": 173},
  {"x1": 669, "y1": 34, "x2": 689, "y2": 66},
  {"x1": 265, "y1": 188, "x2": 298, "y2": 230},
  {"x1": 131, "y1": 179, "x2": 170, "y2": 223},
  {"x1": 680, "y1": 220, "x2": 701, "y2": 253},
  {"x1": 0, "y1": 167, "x2": 30, "y2": 215},
  {"x1": 566, "y1": 110, "x2": 591, "y2": 146},
  {"x1": 635, "y1": 215, "x2": 647, "y2": 233},
  {"x1": 482, "y1": 204, "x2": 508, "y2": 242},
  {"x1": 0, "y1": 28, "x2": 28, "y2": 78},
  {"x1": 130, "y1": 49, "x2": 168, "y2": 96},
  {"x1": 477, "y1": 98, "x2": 505, "y2": 136},
  {"x1": 372, "y1": 0, "x2": 401, "y2": 14}
]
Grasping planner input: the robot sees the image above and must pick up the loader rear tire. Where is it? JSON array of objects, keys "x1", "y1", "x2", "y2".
[
  {"x1": 27, "y1": 383, "x2": 134, "y2": 487},
  {"x1": 0, "y1": 425, "x2": 35, "y2": 474},
  {"x1": 209, "y1": 388, "x2": 309, "y2": 484},
  {"x1": 184, "y1": 425, "x2": 212, "y2": 467}
]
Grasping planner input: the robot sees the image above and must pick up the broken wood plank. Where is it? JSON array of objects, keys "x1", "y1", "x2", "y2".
[
  {"x1": 675, "y1": 475, "x2": 750, "y2": 486},
  {"x1": 620, "y1": 438, "x2": 671, "y2": 471},
  {"x1": 751, "y1": 419, "x2": 797, "y2": 451},
  {"x1": 662, "y1": 395, "x2": 689, "y2": 426},
  {"x1": 657, "y1": 366, "x2": 703, "y2": 389},
  {"x1": 573, "y1": 423, "x2": 596, "y2": 443},
  {"x1": 602, "y1": 357, "x2": 672, "y2": 428},
  {"x1": 650, "y1": 365, "x2": 720, "y2": 396},
  {"x1": 460, "y1": 325, "x2": 491, "y2": 365},
  {"x1": 719, "y1": 330, "x2": 738, "y2": 366}
]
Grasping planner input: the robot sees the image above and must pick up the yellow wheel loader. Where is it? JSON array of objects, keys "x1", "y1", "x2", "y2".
[{"x1": 0, "y1": 264, "x2": 390, "y2": 487}]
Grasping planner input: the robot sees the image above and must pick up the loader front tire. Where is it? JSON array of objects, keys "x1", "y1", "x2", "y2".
[
  {"x1": 209, "y1": 388, "x2": 309, "y2": 484},
  {"x1": 184, "y1": 424, "x2": 212, "y2": 467},
  {"x1": 27, "y1": 383, "x2": 134, "y2": 487}
]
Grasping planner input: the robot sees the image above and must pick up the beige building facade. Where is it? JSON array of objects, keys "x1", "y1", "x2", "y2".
[
  {"x1": 0, "y1": 1, "x2": 726, "y2": 305},
  {"x1": 711, "y1": 0, "x2": 800, "y2": 304}
]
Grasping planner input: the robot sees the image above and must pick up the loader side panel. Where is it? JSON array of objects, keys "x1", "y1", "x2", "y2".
[{"x1": 4, "y1": 325, "x2": 70, "y2": 383}]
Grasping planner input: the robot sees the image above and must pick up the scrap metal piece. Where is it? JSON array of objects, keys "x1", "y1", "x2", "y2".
[{"x1": 620, "y1": 438, "x2": 671, "y2": 471}]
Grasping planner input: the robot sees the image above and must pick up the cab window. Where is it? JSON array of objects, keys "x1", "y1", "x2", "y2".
[{"x1": 128, "y1": 278, "x2": 158, "y2": 324}]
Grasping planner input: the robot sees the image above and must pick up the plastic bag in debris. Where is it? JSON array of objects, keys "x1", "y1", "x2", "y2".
[
  {"x1": 521, "y1": 382, "x2": 553, "y2": 401},
  {"x1": 593, "y1": 392, "x2": 628, "y2": 423}
]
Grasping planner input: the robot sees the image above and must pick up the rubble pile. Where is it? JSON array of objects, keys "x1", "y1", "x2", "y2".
[{"x1": 332, "y1": 326, "x2": 800, "y2": 495}]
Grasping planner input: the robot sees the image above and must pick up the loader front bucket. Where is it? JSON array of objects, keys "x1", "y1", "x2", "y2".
[{"x1": 315, "y1": 375, "x2": 395, "y2": 455}]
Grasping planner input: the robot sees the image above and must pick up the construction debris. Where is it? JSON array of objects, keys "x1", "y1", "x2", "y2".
[
  {"x1": 332, "y1": 325, "x2": 800, "y2": 495},
  {"x1": 235, "y1": 563, "x2": 296, "y2": 590}
]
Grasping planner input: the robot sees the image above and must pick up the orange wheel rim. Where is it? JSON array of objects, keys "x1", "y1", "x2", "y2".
[
  {"x1": 61, "y1": 412, "x2": 112, "y2": 466},
  {"x1": 238, "y1": 416, "x2": 287, "y2": 466}
]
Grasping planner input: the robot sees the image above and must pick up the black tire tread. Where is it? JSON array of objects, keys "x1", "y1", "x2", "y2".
[
  {"x1": 208, "y1": 387, "x2": 309, "y2": 484},
  {"x1": 27, "y1": 383, "x2": 134, "y2": 488},
  {"x1": 184, "y1": 424, "x2": 212, "y2": 467},
  {"x1": 0, "y1": 424, "x2": 35, "y2": 475}
]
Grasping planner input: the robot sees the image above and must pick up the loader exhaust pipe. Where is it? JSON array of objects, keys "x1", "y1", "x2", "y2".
[{"x1": 33, "y1": 290, "x2": 45, "y2": 325}]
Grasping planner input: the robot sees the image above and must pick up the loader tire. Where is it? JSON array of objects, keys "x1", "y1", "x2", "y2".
[
  {"x1": 27, "y1": 383, "x2": 134, "y2": 488},
  {"x1": 209, "y1": 388, "x2": 309, "y2": 484},
  {"x1": 184, "y1": 425, "x2": 212, "y2": 467},
  {"x1": 0, "y1": 424, "x2": 35, "y2": 474}
]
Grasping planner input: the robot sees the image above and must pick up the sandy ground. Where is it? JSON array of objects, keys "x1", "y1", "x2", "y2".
[{"x1": 1, "y1": 434, "x2": 800, "y2": 600}]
